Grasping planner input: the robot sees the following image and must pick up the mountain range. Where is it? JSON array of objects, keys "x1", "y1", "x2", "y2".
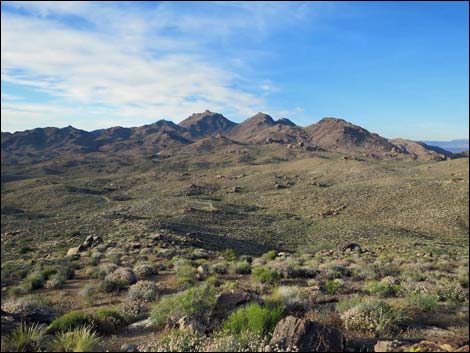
[{"x1": 1, "y1": 110, "x2": 464, "y2": 166}]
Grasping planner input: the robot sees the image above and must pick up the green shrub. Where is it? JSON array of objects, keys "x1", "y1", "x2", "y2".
[
  {"x1": 93, "y1": 308, "x2": 126, "y2": 334},
  {"x1": 252, "y1": 267, "x2": 280, "y2": 286},
  {"x1": 233, "y1": 261, "x2": 251, "y2": 275},
  {"x1": 175, "y1": 264, "x2": 196, "y2": 288},
  {"x1": 263, "y1": 250, "x2": 278, "y2": 261},
  {"x1": 150, "y1": 284, "x2": 217, "y2": 328},
  {"x1": 1, "y1": 322, "x2": 48, "y2": 352},
  {"x1": 50, "y1": 325, "x2": 100, "y2": 352},
  {"x1": 223, "y1": 303, "x2": 282, "y2": 336},
  {"x1": 364, "y1": 281, "x2": 400, "y2": 298},
  {"x1": 49, "y1": 311, "x2": 94, "y2": 333},
  {"x1": 325, "y1": 279, "x2": 343, "y2": 294},
  {"x1": 407, "y1": 293, "x2": 438, "y2": 312},
  {"x1": 222, "y1": 249, "x2": 238, "y2": 261}
]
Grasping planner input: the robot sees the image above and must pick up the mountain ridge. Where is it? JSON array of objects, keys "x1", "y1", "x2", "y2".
[{"x1": 1, "y1": 111, "x2": 463, "y2": 164}]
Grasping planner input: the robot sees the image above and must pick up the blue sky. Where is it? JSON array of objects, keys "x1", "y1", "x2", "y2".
[{"x1": 1, "y1": 1, "x2": 468, "y2": 140}]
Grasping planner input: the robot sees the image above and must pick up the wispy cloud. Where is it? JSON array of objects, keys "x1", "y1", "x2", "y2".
[{"x1": 1, "y1": 1, "x2": 316, "y2": 131}]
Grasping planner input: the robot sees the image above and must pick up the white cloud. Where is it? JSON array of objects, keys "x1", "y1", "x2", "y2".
[{"x1": 1, "y1": 2, "x2": 313, "y2": 131}]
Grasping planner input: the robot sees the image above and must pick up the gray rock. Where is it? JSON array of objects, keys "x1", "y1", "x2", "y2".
[
  {"x1": 120, "y1": 343, "x2": 138, "y2": 352},
  {"x1": 270, "y1": 316, "x2": 345, "y2": 352}
]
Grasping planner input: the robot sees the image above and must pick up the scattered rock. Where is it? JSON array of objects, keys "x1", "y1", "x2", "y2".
[
  {"x1": 127, "y1": 318, "x2": 154, "y2": 331},
  {"x1": 120, "y1": 343, "x2": 138, "y2": 352},
  {"x1": 177, "y1": 315, "x2": 206, "y2": 335},
  {"x1": 341, "y1": 243, "x2": 362, "y2": 253},
  {"x1": 374, "y1": 340, "x2": 403, "y2": 352},
  {"x1": 270, "y1": 316, "x2": 345, "y2": 352}
]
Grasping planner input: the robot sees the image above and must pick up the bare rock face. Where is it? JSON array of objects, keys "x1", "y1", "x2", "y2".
[{"x1": 270, "y1": 316, "x2": 345, "y2": 352}]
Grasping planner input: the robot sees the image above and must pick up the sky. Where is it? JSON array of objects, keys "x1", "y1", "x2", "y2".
[{"x1": 1, "y1": 1, "x2": 468, "y2": 140}]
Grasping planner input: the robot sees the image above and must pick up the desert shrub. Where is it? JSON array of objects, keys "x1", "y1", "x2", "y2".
[
  {"x1": 49, "y1": 311, "x2": 94, "y2": 333},
  {"x1": 223, "y1": 303, "x2": 282, "y2": 336},
  {"x1": 101, "y1": 278, "x2": 129, "y2": 293},
  {"x1": 325, "y1": 279, "x2": 345, "y2": 294},
  {"x1": 175, "y1": 264, "x2": 196, "y2": 288},
  {"x1": 2, "y1": 298, "x2": 53, "y2": 323},
  {"x1": 407, "y1": 292, "x2": 438, "y2": 312},
  {"x1": 458, "y1": 269, "x2": 469, "y2": 288},
  {"x1": 121, "y1": 281, "x2": 157, "y2": 321},
  {"x1": 150, "y1": 284, "x2": 217, "y2": 327},
  {"x1": 127, "y1": 280, "x2": 159, "y2": 302},
  {"x1": 263, "y1": 250, "x2": 278, "y2": 261},
  {"x1": 363, "y1": 280, "x2": 400, "y2": 298},
  {"x1": 203, "y1": 330, "x2": 268, "y2": 352},
  {"x1": 269, "y1": 286, "x2": 310, "y2": 310},
  {"x1": 102, "y1": 267, "x2": 137, "y2": 292},
  {"x1": 93, "y1": 308, "x2": 126, "y2": 334},
  {"x1": 252, "y1": 267, "x2": 280, "y2": 286},
  {"x1": 232, "y1": 261, "x2": 252, "y2": 275},
  {"x1": 340, "y1": 300, "x2": 404, "y2": 336},
  {"x1": 1, "y1": 322, "x2": 48, "y2": 352},
  {"x1": 222, "y1": 249, "x2": 238, "y2": 261},
  {"x1": 212, "y1": 262, "x2": 229, "y2": 275},
  {"x1": 436, "y1": 280, "x2": 467, "y2": 302},
  {"x1": 134, "y1": 263, "x2": 157, "y2": 278},
  {"x1": 44, "y1": 273, "x2": 67, "y2": 289},
  {"x1": 50, "y1": 325, "x2": 100, "y2": 352},
  {"x1": 141, "y1": 329, "x2": 204, "y2": 352},
  {"x1": 79, "y1": 284, "x2": 98, "y2": 306},
  {"x1": 22, "y1": 271, "x2": 46, "y2": 291}
]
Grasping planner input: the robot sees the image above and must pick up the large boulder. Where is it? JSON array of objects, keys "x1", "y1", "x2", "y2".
[
  {"x1": 270, "y1": 316, "x2": 345, "y2": 352},
  {"x1": 209, "y1": 289, "x2": 261, "y2": 327}
]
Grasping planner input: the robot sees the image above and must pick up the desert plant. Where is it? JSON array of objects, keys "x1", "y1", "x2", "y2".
[
  {"x1": 50, "y1": 325, "x2": 100, "y2": 352},
  {"x1": 150, "y1": 284, "x2": 217, "y2": 327},
  {"x1": 252, "y1": 267, "x2": 280, "y2": 286},
  {"x1": 127, "y1": 280, "x2": 159, "y2": 302},
  {"x1": 407, "y1": 292, "x2": 438, "y2": 312},
  {"x1": 48, "y1": 311, "x2": 94, "y2": 333},
  {"x1": 1, "y1": 322, "x2": 48, "y2": 352},
  {"x1": 340, "y1": 300, "x2": 404, "y2": 336},
  {"x1": 175, "y1": 264, "x2": 196, "y2": 288},
  {"x1": 223, "y1": 303, "x2": 282, "y2": 336},
  {"x1": 363, "y1": 280, "x2": 400, "y2": 298},
  {"x1": 93, "y1": 308, "x2": 126, "y2": 334},
  {"x1": 232, "y1": 261, "x2": 252, "y2": 275},
  {"x1": 263, "y1": 250, "x2": 278, "y2": 261}
]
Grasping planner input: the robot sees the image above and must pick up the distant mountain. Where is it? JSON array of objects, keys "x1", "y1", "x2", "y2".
[
  {"x1": 2, "y1": 111, "x2": 463, "y2": 165},
  {"x1": 178, "y1": 110, "x2": 236, "y2": 138},
  {"x1": 305, "y1": 117, "x2": 400, "y2": 156},
  {"x1": 421, "y1": 139, "x2": 469, "y2": 154}
]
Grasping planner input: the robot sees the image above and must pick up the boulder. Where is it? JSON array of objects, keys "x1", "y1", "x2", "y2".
[
  {"x1": 127, "y1": 318, "x2": 154, "y2": 331},
  {"x1": 177, "y1": 315, "x2": 206, "y2": 335},
  {"x1": 374, "y1": 340, "x2": 403, "y2": 352},
  {"x1": 66, "y1": 245, "x2": 85, "y2": 256},
  {"x1": 120, "y1": 343, "x2": 138, "y2": 352},
  {"x1": 270, "y1": 316, "x2": 345, "y2": 352}
]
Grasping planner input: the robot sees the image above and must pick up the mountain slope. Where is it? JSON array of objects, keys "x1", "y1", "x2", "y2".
[
  {"x1": 305, "y1": 118, "x2": 401, "y2": 156},
  {"x1": 390, "y1": 138, "x2": 453, "y2": 161}
]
